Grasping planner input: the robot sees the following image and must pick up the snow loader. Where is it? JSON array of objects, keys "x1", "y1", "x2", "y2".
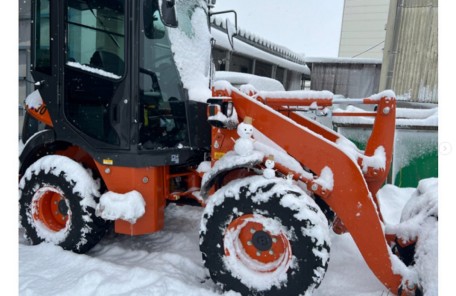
[{"x1": 19, "y1": 0, "x2": 434, "y2": 295}]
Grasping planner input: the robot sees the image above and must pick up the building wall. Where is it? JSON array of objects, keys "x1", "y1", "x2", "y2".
[
  {"x1": 338, "y1": 0, "x2": 390, "y2": 59},
  {"x1": 309, "y1": 61, "x2": 382, "y2": 98},
  {"x1": 380, "y1": 0, "x2": 438, "y2": 103}
]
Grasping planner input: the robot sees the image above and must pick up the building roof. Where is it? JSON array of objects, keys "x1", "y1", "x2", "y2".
[
  {"x1": 210, "y1": 16, "x2": 310, "y2": 74},
  {"x1": 305, "y1": 57, "x2": 382, "y2": 64}
]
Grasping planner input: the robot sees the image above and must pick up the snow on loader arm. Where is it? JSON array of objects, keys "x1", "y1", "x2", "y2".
[{"x1": 201, "y1": 81, "x2": 421, "y2": 295}]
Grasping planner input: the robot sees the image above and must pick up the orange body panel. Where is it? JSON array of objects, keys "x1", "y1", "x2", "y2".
[
  {"x1": 211, "y1": 126, "x2": 237, "y2": 163},
  {"x1": 94, "y1": 162, "x2": 166, "y2": 235},
  {"x1": 25, "y1": 102, "x2": 53, "y2": 127},
  {"x1": 215, "y1": 88, "x2": 402, "y2": 293}
]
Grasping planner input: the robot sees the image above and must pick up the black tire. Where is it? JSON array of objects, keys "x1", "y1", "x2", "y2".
[
  {"x1": 200, "y1": 176, "x2": 331, "y2": 296},
  {"x1": 19, "y1": 155, "x2": 108, "y2": 254}
]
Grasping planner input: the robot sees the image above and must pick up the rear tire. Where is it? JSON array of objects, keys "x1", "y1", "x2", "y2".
[
  {"x1": 19, "y1": 155, "x2": 108, "y2": 253},
  {"x1": 200, "y1": 176, "x2": 331, "y2": 296}
]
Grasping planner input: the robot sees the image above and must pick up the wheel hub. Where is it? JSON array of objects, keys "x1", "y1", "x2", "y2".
[
  {"x1": 32, "y1": 187, "x2": 70, "y2": 232},
  {"x1": 58, "y1": 199, "x2": 69, "y2": 216},
  {"x1": 252, "y1": 230, "x2": 273, "y2": 251},
  {"x1": 224, "y1": 214, "x2": 292, "y2": 273}
]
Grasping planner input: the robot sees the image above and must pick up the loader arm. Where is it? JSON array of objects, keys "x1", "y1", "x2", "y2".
[{"x1": 219, "y1": 87, "x2": 403, "y2": 294}]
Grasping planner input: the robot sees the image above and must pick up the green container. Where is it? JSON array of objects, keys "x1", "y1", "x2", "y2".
[{"x1": 334, "y1": 125, "x2": 438, "y2": 188}]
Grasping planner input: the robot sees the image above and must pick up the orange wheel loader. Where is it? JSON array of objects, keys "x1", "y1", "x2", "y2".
[{"x1": 19, "y1": 0, "x2": 428, "y2": 295}]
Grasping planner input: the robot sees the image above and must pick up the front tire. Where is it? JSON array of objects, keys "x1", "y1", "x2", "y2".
[
  {"x1": 19, "y1": 155, "x2": 108, "y2": 253},
  {"x1": 200, "y1": 176, "x2": 331, "y2": 296}
]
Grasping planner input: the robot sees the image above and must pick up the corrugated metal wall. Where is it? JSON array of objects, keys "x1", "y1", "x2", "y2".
[
  {"x1": 381, "y1": 0, "x2": 438, "y2": 103},
  {"x1": 310, "y1": 62, "x2": 382, "y2": 98}
]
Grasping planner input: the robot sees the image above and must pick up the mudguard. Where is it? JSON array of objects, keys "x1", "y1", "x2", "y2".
[
  {"x1": 200, "y1": 150, "x2": 264, "y2": 199},
  {"x1": 19, "y1": 129, "x2": 56, "y2": 175}
]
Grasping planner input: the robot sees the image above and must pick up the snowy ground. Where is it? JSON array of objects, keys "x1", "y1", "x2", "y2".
[{"x1": 18, "y1": 180, "x2": 438, "y2": 296}]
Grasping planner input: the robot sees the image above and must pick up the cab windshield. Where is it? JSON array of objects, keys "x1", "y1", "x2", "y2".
[
  {"x1": 138, "y1": 0, "x2": 211, "y2": 150},
  {"x1": 138, "y1": 0, "x2": 188, "y2": 150}
]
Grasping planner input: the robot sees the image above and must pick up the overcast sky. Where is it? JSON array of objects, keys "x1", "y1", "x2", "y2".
[{"x1": 213, "y1": 0, "x2": 345, "y2": 58}]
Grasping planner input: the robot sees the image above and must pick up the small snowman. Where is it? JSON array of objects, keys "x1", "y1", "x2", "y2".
[
  {"x1": 234, "y1": 116, "x2": 255, "y2": 157},
  {"x1": 286, "y1": 173, "x2": 294, "y2": 185},
  {"x1": 263, "y1": 155, "x2": 276, "y2": 179}
]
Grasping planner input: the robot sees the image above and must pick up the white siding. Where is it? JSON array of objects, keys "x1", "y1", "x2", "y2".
[{"x1": 338, "y1": 0, "x2": 390, "y2": 59}]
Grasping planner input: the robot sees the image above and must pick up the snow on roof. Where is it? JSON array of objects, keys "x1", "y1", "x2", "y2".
[
  {"x1": 305, "y1": 57, "x2": 382, "y2": 64},
  {"x1": 210, "y1": 18, "x2": 310, "y2": 75},
  {"x1": 211, "y1": 16, "x2": 307, "y2": 65}
]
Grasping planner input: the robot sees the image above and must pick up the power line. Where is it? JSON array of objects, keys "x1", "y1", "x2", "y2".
[{"x1": 351, "y1": 40, "x2": 385, "y2": 58}]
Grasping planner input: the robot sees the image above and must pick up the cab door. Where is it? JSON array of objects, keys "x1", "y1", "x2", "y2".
[{"x1": 61, "y1": 0, "x2": 131, "y2": 149}]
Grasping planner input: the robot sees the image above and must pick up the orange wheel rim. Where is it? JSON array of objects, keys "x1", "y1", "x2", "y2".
[
  {"x1": 224, "y1": 214, "x2": 292, "y2": 273},
  {"x1": 33, "y1": 187, "x2": 70, "y2": 232}
]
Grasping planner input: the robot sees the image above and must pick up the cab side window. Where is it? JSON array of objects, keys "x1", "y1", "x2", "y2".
[
  {"x1": 34, "y1": 0, "x2": 51, "y2": 74},
  {"x1": 66, "y1": 0, "x2": 125, "y2": 77}
]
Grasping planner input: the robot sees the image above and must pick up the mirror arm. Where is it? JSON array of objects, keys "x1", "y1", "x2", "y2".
[{"x1": 209, "y1": 10, "x2": 238, "y2": 34}]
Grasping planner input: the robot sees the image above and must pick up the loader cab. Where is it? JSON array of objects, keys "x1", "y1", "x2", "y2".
[{"x1": 30, "y1": 0, "x2": 211, "y2": 166}]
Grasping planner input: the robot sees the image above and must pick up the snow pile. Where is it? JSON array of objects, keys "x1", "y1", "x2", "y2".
[
  {"x1": 96, "y1": 191, "x2": 146, "y2": 224},
  {"x1": 167, "y1": 0, "x2": 212, "y2": 102},
  {"x1": 361, "y1": 146, "x2": 386, "y2": 173},
  {"x1": 396, "y1": 108, "x2": 438, "y2": 127},
  {"x1": 335, "y1": 136, "x2": 364, "y2": 164},
  {"x1": 379, "y1": 178, "x2": 438, "y2": 295},
  {"x1": 213, "y1": 80, "x2": 233, "y2": 95},
  {"x1": 215, "y1": 71, "x2": 285, "y2": 92},
  {"x1": 257, "y1": 90, "x2": 334, "y2": 100},
  {"x1": 314, "y1": 167, "x2": 334, "y2": 191},
  {"x1": 19, "y1": 180, "x2": 438, "y2": 295},
  {"x1": 20, "y1": 204, "x2": 238, "y2": 296},
  {"x1": 197, "y1": 161, "x2": 212, "y2": 174},
  {"x1": 24, "y1": 90, "x2": 43, "y2": 109},
  {"x1": 239, "y1": 84, "x2": 258, "y2": 96},
  {"x1": 367, "y1": 90, "x2": 396, "y2": 101},
  {"x1": 333, "y1": 105, "x2": 438, "y2": 127}
]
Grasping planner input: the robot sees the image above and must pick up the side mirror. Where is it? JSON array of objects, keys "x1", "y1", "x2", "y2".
[{"x1": 161, "y1": 0, "x2": 178, "y2": 27}]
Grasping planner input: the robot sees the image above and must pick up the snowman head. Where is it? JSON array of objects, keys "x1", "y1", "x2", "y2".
[
  {"x1": 265, "y1": 155, "x2": 275, "y2": 169},
  {"x1": 237, "y1": 117, "x2": 254, "y2": 138}
]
